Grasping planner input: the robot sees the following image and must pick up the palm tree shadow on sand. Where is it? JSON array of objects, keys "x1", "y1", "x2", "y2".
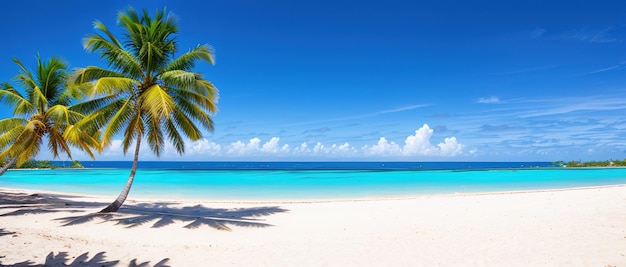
[
  {"x1": 0, "y1": 229, "x2": 15, "y2": 237},
  {"x1": 0, "y1": 251, "x2": 170, "y2": 267},
  {"x1": 0, "y1": 228, "x2": 171, "y2": 266},
  {"x1": 57, "y1": 203, "x2": 287, "y2": 231},
  {"x1": 0, "y1": 192, "x2": 105, "y2": 217},
  {"x1": 0, "y1": 191, "x2": 288, "y2": 231}
]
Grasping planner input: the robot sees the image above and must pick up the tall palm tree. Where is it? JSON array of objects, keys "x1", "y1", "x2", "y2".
[
  {"x1": 0, "y1": 56, "x2": 101, "y2": 175},
  {"x1": 71, "y1": 7, "x2": 218, "y2": 212}
]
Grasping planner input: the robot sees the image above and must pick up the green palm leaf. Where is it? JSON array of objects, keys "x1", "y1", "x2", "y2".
[
  {"x1": 164, "y1": 45, "x2": 215, "y2": 72},
  {"x1": 0, "y1": 121, "x2": 26, "y2": 151},
  {"x1": 102, "y1": 98, "x2": 135, "y2": 146},
  {"x1": 141, "y1": 84, "x2": 175, "y2": 118}
]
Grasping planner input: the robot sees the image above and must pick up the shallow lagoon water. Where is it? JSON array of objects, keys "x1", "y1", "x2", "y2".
[{"x1": 2, "y1": 163, "x2": 626, "y2": 200}]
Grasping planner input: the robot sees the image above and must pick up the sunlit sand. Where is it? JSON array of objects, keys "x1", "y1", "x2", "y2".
[{"x1": 1, "y1": 185, "x2": 625, "y2": 266}]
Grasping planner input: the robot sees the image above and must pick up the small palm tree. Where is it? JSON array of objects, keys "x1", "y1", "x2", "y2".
[
  {"x1": 71, "y1": 7, "x2": 218, "y2": 212},
  {"x1": 0, "y1": 56, "x2": 101, "y2": 175}
]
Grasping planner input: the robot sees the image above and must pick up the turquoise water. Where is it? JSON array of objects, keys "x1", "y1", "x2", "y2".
[{"x1": 2, "y1": 167, "x2": 626, "y2": 200}]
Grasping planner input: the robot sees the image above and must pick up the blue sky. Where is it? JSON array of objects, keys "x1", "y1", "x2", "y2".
[{"x1": 2, "y1": 0, "x2": 626, "y2": 161}]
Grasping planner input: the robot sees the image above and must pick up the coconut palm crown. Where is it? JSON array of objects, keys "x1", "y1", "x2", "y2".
[
  {"x1": 0, "y1": 56, "x2": 101, "y2": 175},
  {"x1": 70, "y1": 7, "x2": 218, "y2": 212}
]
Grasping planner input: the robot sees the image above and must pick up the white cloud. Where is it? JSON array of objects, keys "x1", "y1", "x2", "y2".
[
  {"x1": 261, "y1": 137, "x2": 286, "y2": 153},
  {"x1": 226, "y1": 137, "x2": 289, "y2": 155},
  {"x1": 437, "y1": 137, "x2": 464, "y2": 156},
  {"x1": 187, "y1": 138, "x2": 221, "y2": 156},
  {"x1": 293, "y1": 142, "x2": 310, "y2": 155},
  {"x1": 313, "y1": 142, "x2": 325, "y2": 154},
  {"x1": 402, "y1": 124, "x2": 438, "y2": 156},
  {"x1": 363, "y1": 137, "x2": 402, "y2": 156},
  {"x1": 399, "y1": 124, "x2": 464, "y2": 157},
  {"x1": 308, "y1": 142, "x2": 357, "y2": 156},
  {"x1": 331, "y1": 142, "x2": 357, "y2": 156},
  {"x1": 59, "y1": 124, "x2": 465, "y2": 161}
]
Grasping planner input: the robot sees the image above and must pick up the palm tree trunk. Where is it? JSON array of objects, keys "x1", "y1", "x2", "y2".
[
  {"x1": 0, "y1": 157, "x2": 18, "y2": 176},
  {"x1": 100, "y1": 135, "x2": 142, "y2": 213}
]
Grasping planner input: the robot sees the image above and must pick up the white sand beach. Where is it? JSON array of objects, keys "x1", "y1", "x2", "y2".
[{"x1": 0, "y1": 185, "x2": 625, "y2": 266}]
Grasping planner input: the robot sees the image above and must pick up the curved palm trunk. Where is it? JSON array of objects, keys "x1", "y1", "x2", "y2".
[
  {"x1": 100, "y1": 135, "x2": 142, "y2": 213},
  {"x1": 0, "y1": 157, "x2": 18, "y2": 176}
]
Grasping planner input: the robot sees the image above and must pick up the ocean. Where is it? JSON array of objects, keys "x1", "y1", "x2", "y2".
[{"x1": 1, "y1": 161, "x2": 625, "y2": 200}]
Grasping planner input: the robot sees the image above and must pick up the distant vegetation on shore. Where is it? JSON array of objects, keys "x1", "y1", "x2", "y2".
[
  {"x1": 0, "y1": 159, "x2": 83, "y2": 169},
  {"x1": 554, "y1": 160, "x2": 626, "y2": 167}
]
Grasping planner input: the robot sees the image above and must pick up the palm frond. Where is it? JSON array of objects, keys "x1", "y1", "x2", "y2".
[
  {"x1": 0, "y1": 83, "x2": 35, "y2": 115},
  {"x1": 121, "y1": 112, "x2": 143, "y2": 154},
  {"x1": 101, "y1": 98, "x2": 135, "y2": 147},
  {"x1": 65, "y1": 79, "x2": 93, "y2": 101},
  {"x1": 172, "y1": 88, "x2": 218, "y2": 112},
  {"x1": 0, "y1": 122, "x2": 26, "y2": 151},
  {"x1": 47, "y1": 127, "x2": 72, "y2": 159},
  {"x1": 82, "y1": 34, "x2": 143, "y2": 78},
  {"x1": 70, "y1": 66, "x2": 126, "y2": 83},
  {"x1": 30, "y1": 85, "x2": 48, "y2": 112},
  {"x1": 141, "y1": 84, "x2": 175, "y2": 119},
  {"x1": 193, "y1": 78, "x2": 219, "y2": 107},
  {"x1": 165, "y1": 44, "x2": 214, "y2": 72},
  {"x1": 119, "y1": 7, "x2": 178, "y2": 73},
  {"x1": 63, "y1": 125, "x2": 101, "y2": 159},
  {"x1": 11, "y1": 58, "x2": 37, "y2": 90},
  {"x1": 46, "y1": 105, "x2": 85, "y2": 126},
  {"x1": 145, "y1": 113, "x2": 164, "y2": 157},
  {"x1": 172, "y1": 94, "x2": 215, "y2": 132},
  {"x1": 0, "y1": 118, "x2": 27, "y2": 133},
  {"x1": 0, "y1": 120, "x2": 43, "y2": 162},
  {"x1": 91, "y1": 77, "x2": 137, "y2": 97},
  {"x1": 37, "y1": 56, "x2": 69, "y2": 106},
  {"x1": 171, "y1": 108, "x2": 202, "y2": 140},
  {"x1": 163, "y1": 117, "x2": 184, "y2": 154},
  {"x1": 15, "y1": 133, "x2": 42, "y2": 167},
  {"x1": 93, "y1": 20, "x2": 122, "y2": 48},
  {"x1": 160, "y1": 70, "x2": 196, "y2": 88},
  {"x1": 69, "y1": 94, "x2": 121, "y2": 114}
]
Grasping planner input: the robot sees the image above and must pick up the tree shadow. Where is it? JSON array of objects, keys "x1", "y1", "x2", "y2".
[
  {"x1": 57, "y1": 203, "x2": 288, "y2": 231},
  {"x1": 0, "y1": 229, "x2": 15, "y2": 237},
  {"x1": 0, "y1": 251, "x2": 170, "y2": 267},
  {"x1": 0, "y1": 191, "x2": 288, "y2": 231},
  {"x1": 0, "y1": 228, "x2": 169, "y2": 267},
  {"x1": 0, "y1": 191, "x2": 105, "y2": 216}
]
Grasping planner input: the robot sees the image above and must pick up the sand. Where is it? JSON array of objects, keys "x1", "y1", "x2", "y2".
[{"x1": 0, "y1": 185, "x2": 625, "y2": 266}]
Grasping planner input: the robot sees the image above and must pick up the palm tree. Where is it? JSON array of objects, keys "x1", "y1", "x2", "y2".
[
  {"x1": 71, "y1": 7, "x2": 218, "y2": 212},
  {"x1": 0, "y1": 56, "x2": 101, "y2": 175}
]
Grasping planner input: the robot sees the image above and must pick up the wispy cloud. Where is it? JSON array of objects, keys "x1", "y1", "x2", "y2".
[
  {"x1": 587, "y1": 61, "x2": 626, "y2": 75},
  {"x1": 558, "y1": 26, "x2": 619, "y2": 43},
  {"x1": 516, "y1": 97, "x2": 626, "y2": 118},
  {"x1": 480, "y1": 124, "x2": 518, "y2": 132},
  {"x1": 488, "y1": 65, "x2": 558, "y2": 75},
  {"x1": 374, "y1": 104, "x2": 429, "y2": 114},
  {"x1": 303, "y1": 127, "x2": 331, "y2": 134},
  {"x1": 477, "y1": 96, "x2": 500, "y2": 104},
  {"x1": 528, "y1": 28, "x2": 546, "y2": 39},
  {"x1": 288, "y1": 104, "x2": 430, "y2": 126}
]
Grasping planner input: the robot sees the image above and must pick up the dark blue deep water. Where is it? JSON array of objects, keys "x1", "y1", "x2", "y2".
[{"x1": 70, "y1": 161, "x2": 555, "y2": 170}]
